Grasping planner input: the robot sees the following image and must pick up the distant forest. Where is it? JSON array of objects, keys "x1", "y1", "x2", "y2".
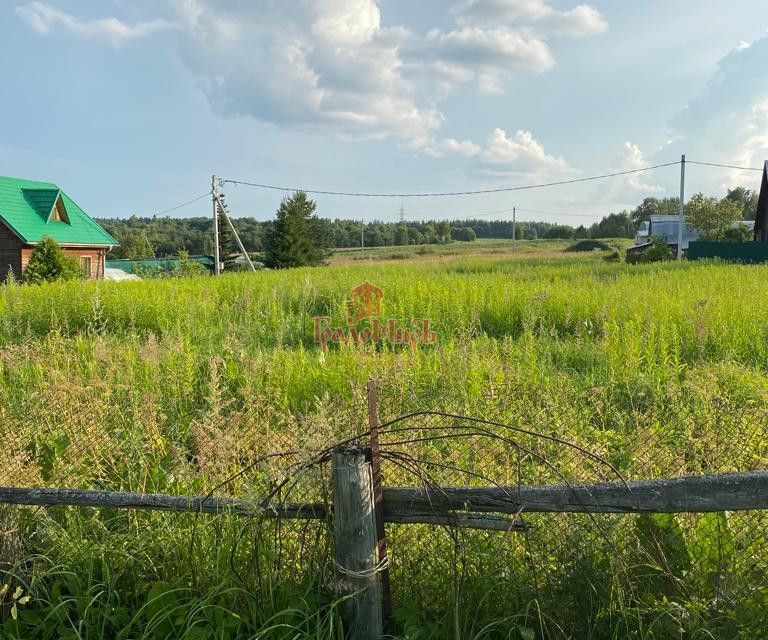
[{"x1": 97, "y1": 187, "x2": 759, "y2": 259}]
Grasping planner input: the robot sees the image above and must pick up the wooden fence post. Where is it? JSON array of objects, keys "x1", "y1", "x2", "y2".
[
  {"x1": 366, "y1": 380, "x2": 392, "y2": 624},
  {"x1": 333, "y1": 446, "x2": 384, "y2": 640}
]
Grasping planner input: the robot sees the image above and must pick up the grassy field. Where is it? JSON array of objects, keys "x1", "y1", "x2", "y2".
[
  {"x1": 1, "y1": 246, "x2": 767, "y2": 638},
  {"x1": 328, "y1": 237, "x2": 632, "y2": 265}
]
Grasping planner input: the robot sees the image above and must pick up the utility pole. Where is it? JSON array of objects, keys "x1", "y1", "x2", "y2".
[
  {"x1": 213, "y1": 189, "x2": 257, "y2": 272},
  {"x1": 399, "y1": 203, "x2": 405, "y2": 223},
  {"x1": 212, "y1": 175, "x2": 221, "y2": 275},
  {"x1": 677, "y1": 155, "x2": 686, "y2": 260},
  {"x1": 512, "y1": 206, "x2": 516, "y2": 252},
  {"x1": 361, "y1": 219, "x2": 365, "y2": 256}
]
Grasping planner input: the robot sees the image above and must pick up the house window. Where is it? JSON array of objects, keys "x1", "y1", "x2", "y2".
[{"x1": 80, "y1": 256, "x2": 92, "y2": 276}]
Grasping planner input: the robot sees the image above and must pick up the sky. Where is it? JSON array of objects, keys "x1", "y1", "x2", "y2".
[{"x1": 1, "y1": 0, "x2": 768, "y2": 226}]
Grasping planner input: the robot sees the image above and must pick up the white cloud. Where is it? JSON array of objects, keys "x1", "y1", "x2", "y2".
[
  {"x1": 168, "y1": 0, "x2": 444, "y2": 146},
  {"x1": 478, "y1": 128, "x2": 572, "y2": 176},
  {"x1": 407, "y1": 0, "x2": 606, "y2": 97},
  {"x1": 665, "y1": 36, "x2": 768, "y2": 189},
  {"x1": 621, "y1": 142, "x2": 664, "y2": 192},
  {"x1": 311, "y1": 0, "x2": 381, "y2": 46},
  {"x1": 423, "y1": 27, "x2": 554, "y2": 73},
  {"x1": 164, "y1": 0, "x2": 605, "y2": 152},
  {"x1": 413, "y1": 26, "x2": 555, "y2": 95},
  {"x1": 401, "y1": 27, "x2": 555, "y2": 99},
  {"x1": 15, "y1": 0, "x2": 604, "y2": 173},
  {"x1": 422, "y1": 138, "x2": 482, "y2": 158},
  {"x1": 544, "y1": 5, "x2": 607, "y2": 38},
  {"x1": 453, "y1": 0, "x2": 607, "y2": 38},
  {"x1": 15, "y1": 1, "x2": 175, "y2": 47}
]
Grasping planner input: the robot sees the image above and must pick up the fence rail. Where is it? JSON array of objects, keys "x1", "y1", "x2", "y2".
[
  {"x1": 3, "y1": 460, "x2": 767, "y2": 639},
  {"x1": 2, "y1": 469, "x2": 766, "y2": 520},
  {"x1": 384, "y1": 469, "x2": 768, "y2": 514}
]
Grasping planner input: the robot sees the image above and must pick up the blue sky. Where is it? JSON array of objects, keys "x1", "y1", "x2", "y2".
[{"x1": 2, "y1": 0, "x2": 768, "y2": 226}]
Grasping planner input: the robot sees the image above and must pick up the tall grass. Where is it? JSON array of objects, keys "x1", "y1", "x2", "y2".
[{"x1": 1, "y1": 254, "x2": 768, "y2": 637}]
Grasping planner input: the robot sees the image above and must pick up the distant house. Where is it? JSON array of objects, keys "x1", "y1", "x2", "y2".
[
  {"x1": 0, "y1": 176, "x2": 117, "y2": 281},
  {"x1": 633, "y1": 215, "x2": 700, "y2": 252}
]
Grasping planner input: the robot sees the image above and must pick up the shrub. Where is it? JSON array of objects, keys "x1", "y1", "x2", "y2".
[
  {"x1": 626, "y1": 236, "x2": 673, "y2": 264},
  {"x1": 451, "y1": 227, "x2": 477, "y2": 242},
  {"x1": 723, "y1": 224, "x2": 753, "y2": 242},
  {"x1": 23, "y1": 236, "x2": 85, "y2": 284},
  {"x1": 565, "y1": 239, "x2": 612, "y2": 252}
]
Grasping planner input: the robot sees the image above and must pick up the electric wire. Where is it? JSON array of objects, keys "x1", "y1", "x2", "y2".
[
  {"x1": 149, "y1": 157, "x2": 764, "y2": 222},
  {"x1": 219, "y1": 161, "x2": 681, "y2": 198},
  {"x1": 153, "y1": 192, "x2": 211, "y2": 216},
  {"x1": 687, "y1": 160, "x2": 764, "y2": 172}
]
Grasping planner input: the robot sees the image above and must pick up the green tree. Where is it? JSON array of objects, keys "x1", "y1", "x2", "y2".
[
  {"x1": 115, "y1": 229, "x2": 154, "y2": 260},
  {"x1": 630, "y1": 197, "x2": 680, "y2": 225},
  {"x1": 723, "y1": 223, "x2": 753, "y2": 242},
  {"x1": 394, "y1": 223, "x2": 409, "y2": 246},
  {"x1": 263, "y1": 192, "x2": 330, "y2": 269},
  {"x1": 435, "y1": 221, "x2": 452, "y2": 243},
  {"x1": 422, "y1": 224, "x2": 437, "y2": 244},
  {"x1": 589, "y1": 211, "x2": 633, "y2": 238},
  {"x1": 451, "y1": 227, "x2": 476, "y2": 241},
  {"x1": 685, "y1": 193, "x2": 743, "y2": 241},
  {"x1": 178, "y1": 250, "x2": 208, "y2": 277},
  {"x1": 23, "y1": 236, "x2": 85, "y2": 284},
  {"x1": 725, "y1": 186, "x2": 759, "y2": 220},
  {"x1": 544, "y1": 224, "x2": 575, "y2": 239}
]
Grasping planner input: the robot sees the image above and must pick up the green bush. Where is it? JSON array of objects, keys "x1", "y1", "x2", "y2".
[
  {"x1": 626, "y1": 236, "x2": 673, "y2": 264},
  {"x1": 451, "y1": 226, "x2": 477, "y2": 242},
  {"x1": 723, "y1": 224, "x2": 753, "y2": 242},
  {"x1": 22, "y1": 237, "x2": 85, "y2": 284},
  {"x1": 565, "y1": 239, "x2": 612, "y2": 252}
]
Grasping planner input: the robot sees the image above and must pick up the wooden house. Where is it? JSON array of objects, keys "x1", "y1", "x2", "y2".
[{"x1": 0, "y1": 176, "x2": 117, "y2": 281}]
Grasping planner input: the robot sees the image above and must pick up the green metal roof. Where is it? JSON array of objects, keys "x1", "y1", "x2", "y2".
[{"x1": 0, "y1": 176, "x2": 117, "y2": 246}]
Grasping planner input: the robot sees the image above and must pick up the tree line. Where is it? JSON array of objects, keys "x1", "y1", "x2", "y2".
[{"x1": 97, "y1": 185, "x2": 760, "y2": 261}]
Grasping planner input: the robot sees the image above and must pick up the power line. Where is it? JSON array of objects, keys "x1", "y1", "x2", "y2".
[
  {"x1": 687, "y1": 160, "x2": 763, "y2": 172},
  {"x1": 150, "y1": 157, "x2": 763, "y2": 216},
  {"x1": 153, "y1": 192, "x2": 211, "y2": 216},
  {"x1": 219, "y1": 161, "x2": 680, "y2": 198}
]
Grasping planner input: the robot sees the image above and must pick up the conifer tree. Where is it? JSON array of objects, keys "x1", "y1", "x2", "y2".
[{"x1": 264, "y1": 192, "x2": 329, "y2": 268}]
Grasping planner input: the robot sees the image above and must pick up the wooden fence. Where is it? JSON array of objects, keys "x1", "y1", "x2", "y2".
[{"x1": 2, "y1": 451, "x2": 767, "y2": 639}]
